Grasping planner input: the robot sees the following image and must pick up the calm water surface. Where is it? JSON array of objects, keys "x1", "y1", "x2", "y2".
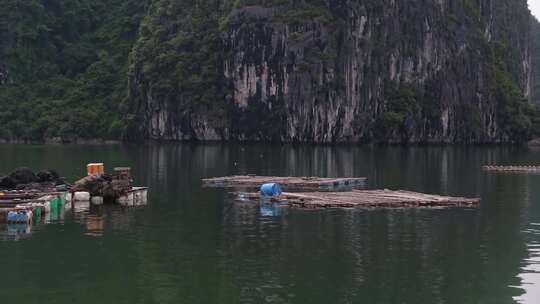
[{"x1": 0, "y1": 144, "x2": 539, "y2": 304}]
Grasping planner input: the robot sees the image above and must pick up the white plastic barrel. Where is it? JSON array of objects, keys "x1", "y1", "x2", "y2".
[
  {"x1": 91, "y1": 196, "x2": 104, "y2": 205},
  {"x1": 74, "y1": 192, "x2": 90, "y2": 201}
]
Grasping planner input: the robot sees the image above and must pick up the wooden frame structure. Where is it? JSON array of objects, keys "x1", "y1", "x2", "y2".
[
  {"x1": 203, "y1": 175, "x2": 367, "y2": 189},
  {"x1": 235, "y1": 190, "x2": 480, "y2": 209}
]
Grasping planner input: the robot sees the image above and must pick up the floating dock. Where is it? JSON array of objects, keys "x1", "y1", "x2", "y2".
[
  {"x1": 0, "y1": 164, "x2": 149, "y2": 239},
  {"x1": 482, "y1": 165, "x2": 540, "y2": 173},
  {"x1": 235, "y1": 190, "x2": 480, "y2": 209},
  {"x1": 0, "y1": 187, "x2": 148, "y2": 225},
  {"x1": 70, "y1": 166, "x2": 148, "y2": 206},
  {"x1": 203, "y1": 175, "x2": 367, "y2": 189},
  {"x1": 68, "y1": 187, "x2": 148, "y2": 206},
  {"x1": 0, "y1": 192, "x2": 67, "y2": 223},
  {"x1": 113, "y1": 187, "x2": 148, "y2": 206}
]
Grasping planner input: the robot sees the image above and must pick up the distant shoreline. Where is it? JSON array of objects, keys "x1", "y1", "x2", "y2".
[
  {"x1": 0, "y1": 137, "x2": 536, "y2": 147},
  {"x1": 0, "y1": 138, "x2": 121, "y2": 145}
]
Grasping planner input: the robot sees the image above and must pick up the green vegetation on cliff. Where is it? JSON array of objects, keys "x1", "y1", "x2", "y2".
[
  {"x1": 125, "y1": 0, "x2": 227, "y2": 139},
  {"x1": 0, "y1": 0, "x2": 147, "y2": 141},
  {"x1": 0, "y1": 0, "x2": 539, "y2": 143}
]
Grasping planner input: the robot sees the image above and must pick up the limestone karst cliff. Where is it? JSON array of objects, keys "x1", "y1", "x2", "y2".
[
  {"x1": 532, "y1": 16, "x2": 540, "y2": 104},
  {"x1": 0, "y1": 0, "x2": 537, "y2": 143},
  {"x1": 127, "y1": 0, "x2": 534, "y2": 143}
]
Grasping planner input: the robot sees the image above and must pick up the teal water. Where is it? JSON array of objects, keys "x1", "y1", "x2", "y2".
[{"x1": 0, "y1": 144, "x2": 539, "y2": 303}]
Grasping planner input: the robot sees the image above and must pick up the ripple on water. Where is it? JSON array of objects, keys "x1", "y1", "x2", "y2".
[{"x1": 514, "y1": 223, "x2": 540, "y2": 303}]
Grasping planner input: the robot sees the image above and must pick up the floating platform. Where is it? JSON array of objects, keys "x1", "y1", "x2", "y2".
[
  {"x1": 235, "y1": 190, "x2": 480, "y2": 209},
  {"x1": 0, "y1": 191, "x2": 46, "y2": 200},
  {"x1": 203, "y1": 175, "x2": 367, "y2": 189},
  {"x1": 482, "y1": 165, "x2": 540, "y2": 173},
  {"x1": 116, "y1": 187, "x2": 148, "y2": 206},
  {"x1": 0, "y1": 192, "x2": 67, "y2": 223},
  {"x1": 67, "y1": 187, "x2": 148, "y2": 207}
]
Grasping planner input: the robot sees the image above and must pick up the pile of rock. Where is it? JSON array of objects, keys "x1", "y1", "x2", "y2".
[
  {"x1": 0, "y1": 167, "x2": 67, "y2": 190},
  {"x1": 71, "y1": 172, "x2": 132, "y2": 199},
  {"x1": 71, "y1": 174, "x2": 114, "y2": 197}
]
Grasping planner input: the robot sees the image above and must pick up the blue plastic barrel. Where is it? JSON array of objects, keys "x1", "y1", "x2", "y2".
[
  {"x1": 7, "y1": 210, "x2": 31, "y2": 223},
  {"x1": 260, "y1": 183, "x2": 282, "y2": 197},
  {"x1": 7, "y1": 211, "x2": 17, "y2": 222}
]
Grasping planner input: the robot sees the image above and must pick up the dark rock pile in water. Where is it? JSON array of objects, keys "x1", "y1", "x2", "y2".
[
  {"x1": 71, "y1": 173, "x2": 131, "y2": 200},
  {"x1": 72, "y1": 174, "x2": 114, "y2": 197},
  {"x1": 0, "y1": 167, "x2": 67, "y2": 190}
]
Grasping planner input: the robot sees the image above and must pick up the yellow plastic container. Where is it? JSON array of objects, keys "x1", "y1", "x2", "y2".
[{"x1": 87, "y1": 163, "x2": 105, "y2": 175}]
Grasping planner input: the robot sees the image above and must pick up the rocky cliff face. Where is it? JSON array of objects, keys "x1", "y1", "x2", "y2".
[
  {"x1": 128, "y1": 0, "x2": 533, "y2": 143},
  {"x1": 532, "y1": 16, "x2": 540, "y2": 104}
]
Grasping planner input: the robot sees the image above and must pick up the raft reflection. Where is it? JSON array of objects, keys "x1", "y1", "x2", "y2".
[{"x1": 69, "y1": 201, "x2": 146, "y2": 237}]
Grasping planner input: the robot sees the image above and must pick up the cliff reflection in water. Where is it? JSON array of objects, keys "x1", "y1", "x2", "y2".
[
  {"x1": 125, "y1": 143, "x2": 534, "y2": 303},
  {"x1": 513, "y1": 175, "x2": 540, "y2": 303},
  {"x1": 218, "y1": 193, "x2": 528, "y2": 303},
  {"x1": 0, "y1": 144, "x2": 538, "y2": 303}
]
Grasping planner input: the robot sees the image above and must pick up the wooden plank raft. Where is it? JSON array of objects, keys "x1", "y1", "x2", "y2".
[
  {"x1": 0, "y1": 193, "x2": 41, "y2": 200},
  {"x1": 482, "y1": 165, "x2": 540, "y2": 173},
  {"x1": 235, "y1": 190, "x2": 480, "y2": 209},
  {"x1": 0, "y1": 200, "x2": 40, "y2": 208},
  {"x1": 203, "y1": 175, "x2": 367, "y2": 189}
]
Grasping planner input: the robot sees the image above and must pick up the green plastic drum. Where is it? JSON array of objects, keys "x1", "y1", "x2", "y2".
[
  {"x1": 50, "y1": 198, "x2": 59, "y2": 214},
  {"x1": 49, "y1": 198, "x2": 59, "y2": 221},
  {"x1": 58, "y1": 194, "x2": 65, "y2": 206},
  {"x1": 33, "y1": 207, "x2": 42, "y2": 218}
]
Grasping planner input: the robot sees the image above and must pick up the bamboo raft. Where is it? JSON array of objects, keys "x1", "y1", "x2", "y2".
[
  {"x1": 0, "y1": 199, "x2": 41, "y2": 208},
  {"x1": 203, "y1": 175, "x2": 367, "y2": 189},
  {"x1": 0, "y1": 190, "x2": 53, "y2": 200},
  {"x1": 482, "y1": 165, "x2": 540, "y2": 173},
  {"x1": 235, "y1": 190, "x2": 480, "y2": 209},
  {"x1": 0, "y1": 191, "x2": 61, "y2": 209},
  {"x1": 0, "y1": 192, "x2": 68, "y2": 223}
]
